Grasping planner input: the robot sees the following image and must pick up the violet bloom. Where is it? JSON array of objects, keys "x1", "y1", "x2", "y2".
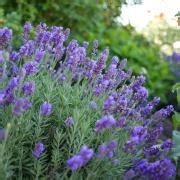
[
  {"x1": 106, "y1": 140, "x2": 118, "y2": 158},
  {"x1": 65, "y1": 117, "x2": 74, "y2": 127},
  {"x1": 40, "y1": 102, "x2": 52, "y2": 116},
  {"x1": 23, "y1": 21, "x2": 32, "y2": 41},
  {"x1": 97, "y1": 140, "x2": 118, "y2": 159},
  {"x1": 123, "y1": 169, "x2": 135, "y2": 180},
  {"x1": 95, "y1": 115, "x2": 116, "y2": 132},
  {"x1": 67, "y1": 155, "x2": 83, "y2": 171},
  {"x1": 93, "y1": 48, "x2": 109, "y2": 75},
  {"x1": 132, "y1": 76, "x2": 146, "y2": 91},
  {"x1": 35, "y1": 50, "x2": 45, "y2": 63},
  {"x1": 83, "y1": 41, "x2": 89, "y2": 49},
  {"x1": 13, "y1": 98, "x2": 32, "y2": 116},
  {"x1": 135, "y1": 86, "x2": 148, "y2": 101},
  {"x1": 23, "y1": 61, "x2": 39, "y2": 75},
  {"x1": 116, "y1": 116, "x2": 126, "y2": 128},
  {"x1": 135, "y1": 158, "x2": 176, "y2": 179},
  {"x1": 9, "y1": 51, "x2": 20, "y2": 62},
  {"x1": 2, "y1": 87, "x2": 14, "y2": 104},
  {"x1": 22, "y1": 81, "x2": 35, "y2": 96},
  {"x1": 79, "y1": 145, "x2": 94, "y2": 165},
  {"x1": 161, "y1": 139, "x2": 172, "y2": 151},
  {"x1": 103, "y1": 95, "x2": 115, "y2": 113},
  {"x1": 144, "y1": 146, "x2": 160, "y2": 158},
  {"x1": 8, "y1": 76, "x2": 20, "y2": 90},
  {"x1": 124, "y1": 136, "x2": 139, "y2": 152},
  {"x1": 33, "y1": 142, "x2": 45, "y2": 159},
  {"x1": 0, "y1": 27, "x2": 12, "y2": 50},
  {"x1": 103, "y1": 56, "x2": 118, "y2": 80},
  {"x1": 132, "y1": 126, "x2": 147, "y2": 143},
  {"x1": 153, "y1": 105, "x2": 174, "y2": 120},
  {"x1": 67, "y1": 145, "x2": 94, "y2": 171},
  {"x1": 19, "y1": 40, "x2": 34, "y2": 57}
]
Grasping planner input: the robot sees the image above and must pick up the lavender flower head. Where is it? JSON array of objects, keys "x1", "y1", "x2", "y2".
[
  {"x1": 22, "y1": 81, "x2": 35, "y2": 96},
  {"x1": 65, "y1": 117, "x2": 74, "y2": 127},
  {"x1": 13, "y1": 98, "x2": 32, "y2": 116},
  {"x1": 33, "y1": 142, "x2": 45, "y2": 159},
  {"x1": 66, "y1": 155, "x2": 83, "y2": 172},
  {"x1": 23, "y1": 21, "x2": 32, "y2": 41},
  {"x1": 23, "y1": 61, "x2": 39, "y2": 75},
  {"x1": 35, "y1": 50, "x2": 45, "y2": 63},
  {"x1": 67, "y1": 145, "x2": 94, "y2": 171},
  {"x1": 95, "y1": 115, "x2": 116, "y2": 132},
  {"x1": 0, "y1": 27, "x2": 12, "y2": 49},
  {"x1": 97, "y1": 140, "x2": 118, "y2": 159},
  {"x1": 40, "y1": 102, "x2": 52, "y2": 116}
]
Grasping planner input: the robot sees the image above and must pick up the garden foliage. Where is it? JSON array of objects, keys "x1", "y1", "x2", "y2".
[{"x1": 0, "y1": 23, "x2": 176, "y2": 179}]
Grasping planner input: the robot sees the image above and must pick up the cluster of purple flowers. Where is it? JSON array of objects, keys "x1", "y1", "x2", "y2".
[
  {"x1": 0, "y1": 22, "x2": 176, "y2": 178},
  {"x1": 22, "y1": 81, "x2": 35, "y2": 96},
  {"x1": 97, "y1": 140, "x2": 118, "y2": 159},
  {"x1": 67, "y1": 145, "x2": 94, "y2": 171},
  {"x1": 135, "y1": 158, "x2": 176, "y2": 179},
  {"x1": 95, "y1": 115, "x2": 116, "y2": 132}
]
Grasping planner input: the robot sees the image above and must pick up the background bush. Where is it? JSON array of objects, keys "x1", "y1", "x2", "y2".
[{"x1": 0, "y1": 0, "x2": 174, "y2": 103}]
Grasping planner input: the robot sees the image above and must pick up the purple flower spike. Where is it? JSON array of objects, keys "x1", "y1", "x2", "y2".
[
  {"x1": 135, "y1": 86, "x2": 148, "y2": 101},
  {"x1": 67, "y1": 155, "x2": 83, "y2": 171},
  {"x1": 33, "y1": 142, "x2": 45, "y2": 159},
  {"x1": 8, "y1": 76, "x2": 20, "y2": 90},
  {"x1": 35, "y1": 50, "x2": 45, "y2": 63},
  {"x1": 23, "y1": 21, "x2": 32, "y2": 41},
  {"x1": 132, "y1": 126, "x2": 147, "y2": 143},
  {"x1": 22, "y1": 81, "x2": 35, "y2": 96},
  {"x1": 161, "y1": 139, "x2": 172, "y2": 151},
  {"x1": 65, "y1": 117, "x2": 74, "y2": 127},
  {"x1": 9, "y1": 51, "x2": 20, "y2": 62},
  {"x1": 95, "y1": 115, "x2": 116, "y2": 133},
  {"x1": 0, "y1": 27, "x2": 12, "y2": 50},
  {"x1": 67, "y1": 145, "x2": 94, "y2": 171},
  {"x1": 79, "y1": 145, "x2": 94, "y2": 165},
  {"x1": 20, "y1": 40, "x2": 34, "y2": 57},
  {"x1": 97, "y1": 140, "x2": 118, "y2": 159},
  {"x1": 24, "y1": 61, "x2": 39, "y2": 75},
  {"x1": 13, "y1": 97, "x2": 32, "y2": 116},
  {"x1": 123, "y1": 169, "x2": 135, "y2": 180},
  {"x1": 40, "y1": 102, "x2": 52, "y2": 116}
]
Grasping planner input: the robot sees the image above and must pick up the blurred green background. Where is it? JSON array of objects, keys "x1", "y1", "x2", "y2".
[{"x1": 0, "y1": 0, "x2": 178, "y2": 106}]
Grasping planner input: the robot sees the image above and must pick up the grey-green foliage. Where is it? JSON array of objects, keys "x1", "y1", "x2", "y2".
[
  {"x1": 0, "y1": 66, "x2": 134, "y2": 179},
  {"x1": 171, "y1": 130, "x2": 180, "y2": 178}
]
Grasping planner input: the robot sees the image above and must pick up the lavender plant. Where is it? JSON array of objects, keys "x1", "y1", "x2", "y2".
[{"x1": 0, "y1": 22, "x2": 176, "y2": 179}]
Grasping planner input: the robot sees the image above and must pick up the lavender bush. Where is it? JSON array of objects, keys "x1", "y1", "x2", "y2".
[{"x1": 0, "y1": 23, "x2": 176, "y2": 179}]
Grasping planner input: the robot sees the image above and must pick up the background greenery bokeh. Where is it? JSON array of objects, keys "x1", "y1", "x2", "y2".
[{"x1": 0, "y1": 0, "x2": 175, "y2": 104}]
